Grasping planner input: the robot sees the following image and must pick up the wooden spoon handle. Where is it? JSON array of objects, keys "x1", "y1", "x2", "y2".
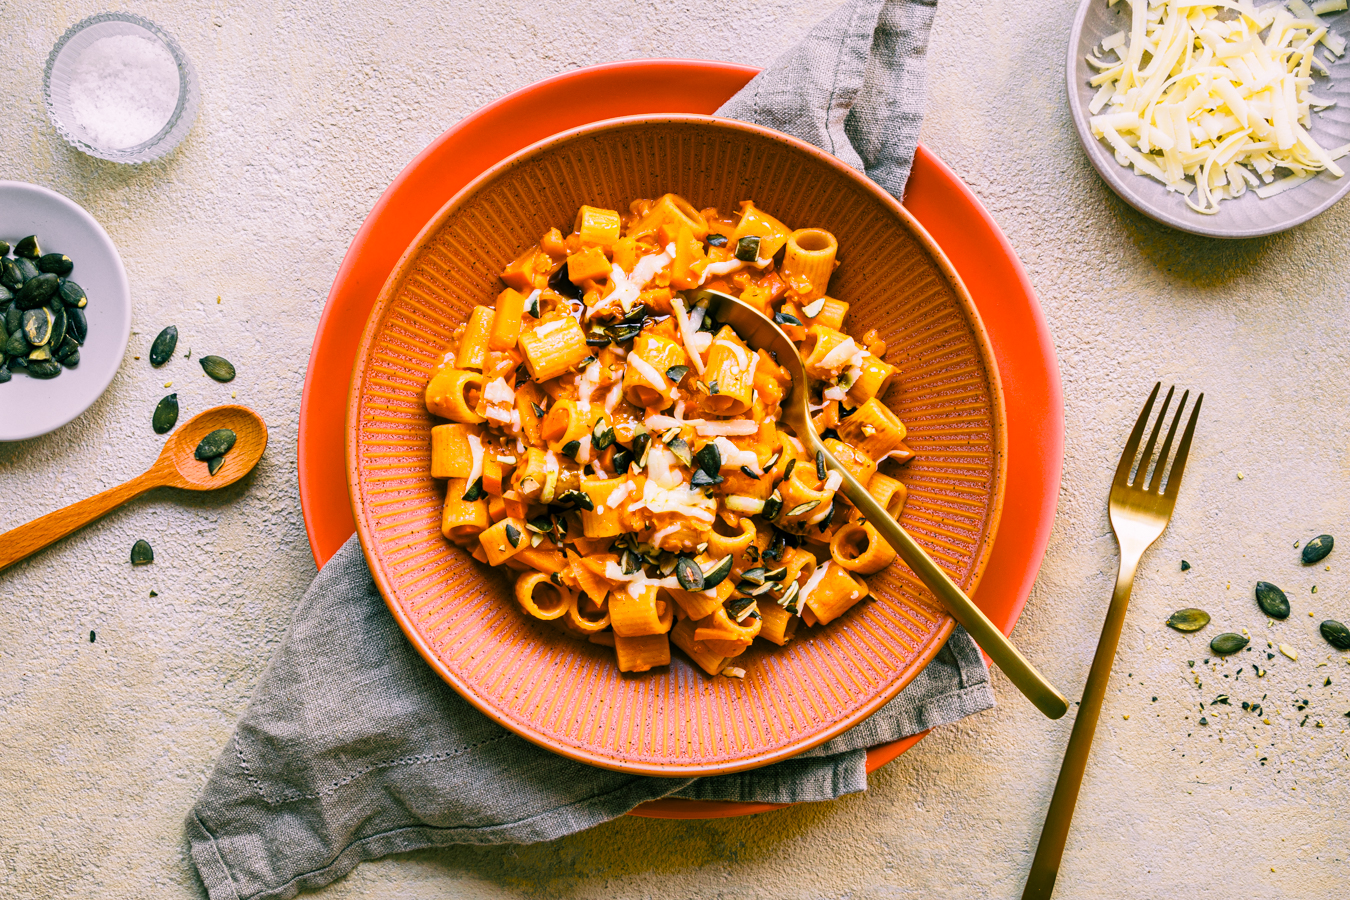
[{"x1": 0, "y1": 471, "x2": 160, "y2": 574}]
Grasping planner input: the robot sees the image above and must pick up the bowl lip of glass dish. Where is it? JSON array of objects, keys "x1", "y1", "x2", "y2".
[
  {"x1": 43, "y1": 11, "x2": 200, "y2": 165},
  {"x1": 1066, "y1": 0, "x2": 1350, "y2": 239}
]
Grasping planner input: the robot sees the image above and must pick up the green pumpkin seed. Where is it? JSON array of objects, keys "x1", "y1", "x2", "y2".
[
  {"x1": 0, "y1": 240, "x2": 8, "y2": 256},
  {"x1": 0, "y1": 365, "x2": 9, "y2": 384},
  {"x1": 21, "y1": 308, "x2": 53, "y2": 346},
  {"x1": 58, "y1": 280, "x2": 87, "y2": 309},
  {"x1": 675, "y1": 556, "x2": 705, "y2": 591},
  {"x1": 1166, "y1": 608, "x2": 1210, "y2": 632},
  {"x1": 667, "y1": 437, "x2": 692, "y2": 467},
  {"x1": 0, "y1": 284, "x2": 11, "y2": 303},
  {"x1": 130, "y1": 539, "x2": 154, "y2": 565},
  {"x1": 701, "y1": 555, "x2": 733, "y2": 589},
  {"x1": 1180, "y1": 560, "x2": 1191, "y2": 571},
  {"x1": 66, "y1": 307, "x2": 87, "y2": 344},
  {"x1": 773, "y1": 311, "x2": 802, "y2": 326},
  {"x1": 5, "y1": 330, "x2": 29, "y2": 357},
  {"x1": 27, "y1": 358, "x2": 60, "y2": 378},
  {"x1": 1210, "y1": 633, "x2": 1249, "y2": 655},
  {"x1": 150, "y1": 326, "x2": 178, "y2": 367},
  {"x1": 36, "y1": 253, "x2": 73, "y2": 276},
  {"x1": 0, "y1": 259, "x2": 22, "y2": 292},
  {"x1": 1320, "y1": 620, "x2": 1350, "y2": 650},
  {"x1": 504, "y1": 522, "x2": 522, "y2": 548},
  {"x1": 53, "y1": 335, "x2": 79, "y2": 363},
  {"x1": 461, "y1": 477, "x2": 484, "y2": 501},
  {"x1": 1254, "y1": 581, "x2": 1290, "y2": 619},
  {"x1": 690, "y1": 468, "x2": 722, "y2": 488},
  {"x1": 787, "y1": 499, "x2": 822, "y2": 518},
  {"x1": 200, "y1": 355, "x2": 236, "y2": 382},
  {"x1": 14, "y1": 273, "x2": 58, "y2": 310},
  {"x1": 560, "y1": 439, "x2": 581, "y2": 461},
  {"x1": 153, "y1": 394, "x2": 179, "y2": 434},
  {"x1": 693, "y1": 442, "x2": 721, "y2": 477},
  {"x1": 762, "y1": 490, "x2": 783, "y2": 521},
  {"x1": 735, "y1": 235, "x2": 761, "y2": 262},
  {"x1": 27, "y1": 345, "x2": 52, "y2": 362},
  {"x1": 208, "y1": 455, "x2": 226, "y2": 476},
  {"x1": 802, "y1": 297, "x2": 827, "y2": 319},
  {"x1": 727, "y1": 596, "x2": 758, "y2": 621},
  {"x1": 1302, "y1": 534, "x2": 1334, "y2": 564},
  {"x1": 47, "y1": 306, "x2": 67, "y2": 349},
  {"x1": 13, "y1": 257, "x2": 39, "y2": 283},
  {"x1": 666, "y1": 364, "x2": 690, "y2": 383},
  {"x1": 59, "y1": 349, "x2": 79, "y2": 368},
  {"x1": 194, "y1": 428, "x2": 237, "y2": 461},
  {"x1": 4, "y1": 305, "x2": 21, "y2": 335},
  {"x1": 14, "y1": 235, "x2": 41, "y2": 259}
]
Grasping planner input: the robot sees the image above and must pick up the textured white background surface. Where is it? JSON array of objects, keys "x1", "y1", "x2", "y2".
[{"x1": 1, "y1": 1, "x2": 1347, "y2": 898}]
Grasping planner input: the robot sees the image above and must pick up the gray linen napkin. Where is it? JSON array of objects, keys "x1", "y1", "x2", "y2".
[{"x1": 188, "y1": 2, "x2": 993, "y2": 898}]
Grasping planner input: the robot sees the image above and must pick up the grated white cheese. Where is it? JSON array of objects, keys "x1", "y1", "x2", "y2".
[
  {"x1": 1086, "y1": 0, "x2": 1346, "y2": 213},
  {"x1": 712, "y1": 436, "x2": 760, "y2": 472},
  {"x1": 466, "y1": 434, "x2": 484, "y2": 487},
  {"x1": 695, "y1": 419, "x2": 759, "y2": 437},
  {"x1": 817, "y1": 336, "x2": 860, "y2": 374},
  {"x1": 671, "y1": 295, "x2": 706, "y2": 375},
  {"x1": 627, "y1": 353, "x2": 666, "y2": 389},
  {"x1": 605, "y1": 246, "x2": 673, "y2": 313},
  {"x1": 698, "y1": 258, "x2": 746, "y2": 283}
]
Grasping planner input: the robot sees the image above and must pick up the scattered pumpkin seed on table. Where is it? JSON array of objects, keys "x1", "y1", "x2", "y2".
[
  {"x1": 153, "y1": 394, "x2": 179, "y2": 434},
  {"x1": 130, "y1": 539, "x2": 154, "y2": 565},
  {"x1": 200, "y1": 355, "x2": 235, "y2": 382},
  {"x1": 1320, "y1": 620, "x2": 1350, "y2": 651},
  {"x1": 1302, "y1": 534, "x2": 1334, "y2": 564},
  {"x1": 1254, "y1": 581, "x2": 1290, "y2": 619},
  {"x1": 149, "y1": 326, "x2": 178, "y2": 367},
  {"x1": 1210, "y1": 633, "x2": 1248, "y2": 655},
  {"x1": 1166, "y1": 608, "x2": 1210, "y2": 632}
]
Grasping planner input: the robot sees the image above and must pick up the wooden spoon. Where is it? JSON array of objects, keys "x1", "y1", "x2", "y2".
[
  {"x1": 681, "y1": 289, "x2": 1067, "y2": 720},
  {"x1": 0, "y1": 405, "x2": 267, "y2": 573}
]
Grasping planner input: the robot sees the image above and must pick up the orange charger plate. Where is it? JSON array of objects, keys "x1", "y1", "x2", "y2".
[{"x1": 298, "y1": 59, "x2": 1063, "y2": 819}]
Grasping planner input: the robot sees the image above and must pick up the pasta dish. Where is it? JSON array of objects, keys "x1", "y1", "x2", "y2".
[{"x1": 423, "y1": 194, "x2": 912, "y2": 676}]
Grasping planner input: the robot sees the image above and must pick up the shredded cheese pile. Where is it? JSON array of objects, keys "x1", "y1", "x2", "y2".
[{"x1": 1087, "y1": 0, "x2": 1350, "y2": 213}]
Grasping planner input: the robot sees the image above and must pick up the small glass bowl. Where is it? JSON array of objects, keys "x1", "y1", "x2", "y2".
[{"x1": 43, "y1": 13, "x2": 200, "y2": 164}]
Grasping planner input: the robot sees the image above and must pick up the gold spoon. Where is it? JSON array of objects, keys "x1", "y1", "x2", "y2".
[
  {"x1": 0, "y1": 405, "x2": 268, "y2": 574},
  {"x1": 684, "y1": 289, "x2": 1068, "y2": 719}
]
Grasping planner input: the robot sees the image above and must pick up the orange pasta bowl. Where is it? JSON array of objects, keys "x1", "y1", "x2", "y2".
[{"x1": 347, "y1": 116, "x2": 1006, "y2": 775}]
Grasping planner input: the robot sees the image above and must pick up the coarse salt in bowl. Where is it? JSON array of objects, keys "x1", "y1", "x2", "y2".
[{"x1": 44, "y1": 13, "x2": 200, "y2": 164}]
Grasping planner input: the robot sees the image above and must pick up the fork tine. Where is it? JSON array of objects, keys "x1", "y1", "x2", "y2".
[
  {"x1": 1163, "y1": 393, "x2": 1204, "y2": 498},
  {"x1": 1135, "y1": 385, "x2": 1174, "y2": 489},
  {"x1": 1113, "y1": 382, "x2": 1160, "y2": 487},
  {"x1": 1145, "y1": 389, "x2": 1187, "y2": 492}
]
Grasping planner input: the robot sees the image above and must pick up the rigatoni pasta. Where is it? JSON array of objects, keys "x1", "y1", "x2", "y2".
[{"x1": 422, "y1": 193, "x2": 915, "y2": 677}]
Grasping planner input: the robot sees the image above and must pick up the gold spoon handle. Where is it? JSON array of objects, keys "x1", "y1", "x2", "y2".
[
  {"x1": 822, "y1": 446, "x2": 1069, "y2": 720},
  {"x1": 0, "y1": 470, "x2": 159, "y2": 574}
]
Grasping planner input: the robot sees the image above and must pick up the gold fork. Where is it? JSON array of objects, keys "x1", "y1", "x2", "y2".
[{"x1": 1022, "y1": 383, "x2": 1203, "y2": 899}]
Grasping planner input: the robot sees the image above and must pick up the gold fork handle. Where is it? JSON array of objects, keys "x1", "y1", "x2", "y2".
[
  {"x1": 831, "y1": 459, "x2": 1069, "y2": 720},
  {"x1": 1022, "y1": 550, "x2": 1142, "y2": 899}
]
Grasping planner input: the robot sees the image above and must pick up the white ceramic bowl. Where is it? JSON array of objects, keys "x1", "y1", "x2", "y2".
[
  {"x1": 43, "y1": 12, "x2": 199, "y2": 164},
  {"x1": 1068, "y1": 0, "x2": 1350, "y2": 238},
  {"x1": 0, "y1": 182, "x2": 131, "y2": 441}
]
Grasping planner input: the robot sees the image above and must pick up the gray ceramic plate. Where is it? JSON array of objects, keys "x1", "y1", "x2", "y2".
[
  {"x1": 0, "y1": 182, "x2": 130, "y2": 441},
  {"x1": 1068, "y1": 0, "x2": 1350, "y2": 237}
]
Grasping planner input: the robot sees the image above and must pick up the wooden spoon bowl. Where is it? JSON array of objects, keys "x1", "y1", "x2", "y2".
[{"x1": 156, "y1": 405, "x2": 268, "y2": 489}]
